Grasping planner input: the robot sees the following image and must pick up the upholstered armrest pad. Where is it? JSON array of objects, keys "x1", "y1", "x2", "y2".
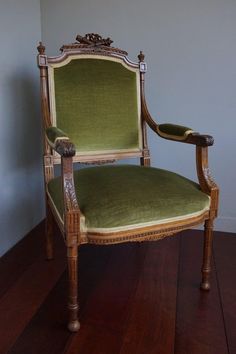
[
  {"x1": 157, "y1": 123, "x2": 214, "y2": 147},
  {"x1": 46, "y1": 126, "x2": 69, "y2": 144},
  {"x1": 46, "y1": 127, "x2": 76, "y2": 157},
  {"x1": 157, "y1": 123, "x2": 194, "y2": 139}
]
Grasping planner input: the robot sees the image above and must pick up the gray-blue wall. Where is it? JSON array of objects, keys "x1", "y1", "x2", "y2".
[
  {"x1": 40, "y1": 0, "x2": 236, "y2": 232},
  {"x1": 0, "y1": 0, "x2": 44, "y2": 256},
  {"x1": 1, "y1": 0, "x2": 235, "y2": 257}
]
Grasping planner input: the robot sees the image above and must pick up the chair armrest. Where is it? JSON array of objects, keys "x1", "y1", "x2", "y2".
[
  {"x1": 141, "y1": 98, "x2": 214, "y2": 147},
  {"x1": 157, "y1": 123, "x2": 193, "y2": 139},
  {"x1": 46, "y1": 127, "x2": 76, "y2": 157},
  {"x1": 157, "y1": 123, "x2": 214, "y2": 146},
  {"x1": 157, "y1": 123, "x2": 214, "y2": 147},
  {"x1": 158, "y1": 124, "x2": 218, "y2": 214},
  {"x1": 144, "y1": 116, "x2": 213, "y2": 147}
]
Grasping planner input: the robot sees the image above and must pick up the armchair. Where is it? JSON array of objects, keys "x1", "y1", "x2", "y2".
[{"x1": 37, "y1": 33, "x2": 219, "y2": 332}]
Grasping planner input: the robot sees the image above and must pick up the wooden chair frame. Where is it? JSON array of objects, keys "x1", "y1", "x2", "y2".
[{"x1": 37, "y1": 33, "x2": 219, "y2": 332}]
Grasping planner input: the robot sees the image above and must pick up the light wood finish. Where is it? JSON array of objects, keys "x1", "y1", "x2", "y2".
[
  {"x1": 67, "y1": 245, "x2": 80, "y2": 332},
  {"x1": 138, "y1": 51, "x2": 150, "y2": 167},
  {"x1": 200, "y1": 219, "x2": 214, "y2": 290},
  {"x1": 37, "y1": 33, "x2": 219, "y2": 332}
]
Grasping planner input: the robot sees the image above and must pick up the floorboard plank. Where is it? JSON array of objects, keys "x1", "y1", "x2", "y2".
[
  {"x1": 214, "y1": 232, "x2": 236, "y2": 354},
  {"x1": 7, "y1": 245, "x2": 111, "y2": 354},
  {"x1": 174, "y1": 230, "x2": 228, "y2": 354},
  {"x1": 65, "y1": 324, "x2": 124, "y2": 354},
  {"x1": 65, "y1": 243, "x2": 148, "y2": 354},
  {"x1": 0, "y1": 227, "x2": 66, "y2": 354},
  {"x1": 1, "y1": 225, "x2": 235, "y2": 354},
  {"x1": 0, "y1": 221, "x2": 46, "y2": 299},
  {"x1": 81, "y1": 243, "x2": 147, "y2": 329},
  {"x1": 119, "y1": 236, "x2": 180, "y2": 354},
  {"x1": 7, "y1": 272, "x2": 70, "y2": 354}
]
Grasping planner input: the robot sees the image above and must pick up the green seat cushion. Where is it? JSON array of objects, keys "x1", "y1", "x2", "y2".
[{"x1": 47, "y1": 165, "x2": 210, "y2": 232}]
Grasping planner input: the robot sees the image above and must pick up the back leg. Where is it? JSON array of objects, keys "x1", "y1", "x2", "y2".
[
  {"x1": 46, "y1": 202, "x2": 54, "y2": 260},
  {"x1": 200, "y1": 219, "x2": 214, "y2": 291}
]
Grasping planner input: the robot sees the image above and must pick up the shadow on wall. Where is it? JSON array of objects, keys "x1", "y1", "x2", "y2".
[
  {"x1": 0, "y1": 68, "x2": 45, "y2": 256},
  {"x1": 5, "y1": 70, "x2": 43, "y2": 168}
]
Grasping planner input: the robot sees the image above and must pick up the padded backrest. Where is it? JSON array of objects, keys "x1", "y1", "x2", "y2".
[{"x1": 49, "y1": 57, "x2": 142, "y2": 154}]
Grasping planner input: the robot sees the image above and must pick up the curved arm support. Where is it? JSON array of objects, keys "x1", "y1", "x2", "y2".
[
  {"x1": 141, "y1": 97, "x2": 214, "y2": 147},
  {"x1": 61, "y1": 156, "x2": 80, "y2": 246},
  {"x1": 196, "y1": 146, "x2": 219, "y2": 217}
]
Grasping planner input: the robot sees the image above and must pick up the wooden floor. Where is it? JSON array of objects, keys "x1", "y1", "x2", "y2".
[{"x1": 0, "y1": 222, "x2": 235, "y2": 354}]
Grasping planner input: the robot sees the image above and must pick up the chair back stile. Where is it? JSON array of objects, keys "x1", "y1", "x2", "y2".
[{"x1": 37, "y1": 35, "x2": 151, "y2": 169}]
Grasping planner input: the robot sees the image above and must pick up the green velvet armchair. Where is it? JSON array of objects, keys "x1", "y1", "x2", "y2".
[{"x1": 37, "y1": 33, "x2": 219, "y2": 332}]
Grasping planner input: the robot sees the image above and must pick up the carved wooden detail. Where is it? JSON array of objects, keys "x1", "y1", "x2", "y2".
[
  {"x1": 81, "y1": 159, "x2": 116, "y2": 165},
  {"x1": 186, "y1": 133, "x2": 214, "y2": 147},
  {"x1": 55, "y1": 140, "x2": 76, "y2": 157},
  {"x1": 76, "y1": 33, "x2": 113, "y2": 47},
  {"x1": 53, "y1": 150, "x2": 142, "y2": 165},
  {"x1": 138, "y1": 51, "x2": 147, "y2": 72},
  {"x1": 83, "y1": 211, "x2": 209, "y2": 245},
  {"x1": 138, "y1": 50, "x2": 145, "y2": 62},
  {"x1": 61, "y1": 157, "x2": 80, "y2": 214},
  {"x1": 44, "y1": 155, "x2": 54, "y2": 183},
  {"x1": 86, "y1": 230, "x2": 177, "y2": 245},
  {"x1": 37, "y1": 41, "x2": 45, "y2": 55},
  {"x1": 60, "y1": 33, "x2": 128, "y2": 56},
  {"x1": 196, "y1": 146, "x2": 219, "y2": 215}
]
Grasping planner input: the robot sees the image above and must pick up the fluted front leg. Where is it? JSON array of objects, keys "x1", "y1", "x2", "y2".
[
  {"x1": 67, "y1": 245, "x2": 80, "y2": 332},
  {"x1": 46, "y1": 204, "x2": 54, "y2": 260},
  {"x1": 200, "y1": 219, "x2": 214, "y2": 291}
]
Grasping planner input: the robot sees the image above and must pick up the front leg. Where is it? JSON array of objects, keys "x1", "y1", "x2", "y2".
[
  {"x1": 200, "y1": 219, "x2": 214, "y2": 291},
  {"x1": 67, "y1": 245, "x2": 80, "y2": 332}
]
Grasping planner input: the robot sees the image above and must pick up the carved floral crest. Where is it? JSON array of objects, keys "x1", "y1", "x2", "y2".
[
  {"x1": 60, "y1": 33, "x2": 128, "y2": 55},
  {"x1": 76, "y1": 33, "x2": 113, "y2": 47}
]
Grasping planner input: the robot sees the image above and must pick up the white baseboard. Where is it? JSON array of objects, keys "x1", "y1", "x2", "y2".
[{"x1": 195, "y1": 216, "x2": 236, "y2": 233}]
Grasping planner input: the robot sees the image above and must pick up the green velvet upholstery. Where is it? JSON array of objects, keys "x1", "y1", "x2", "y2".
[
  {"x1": 47, "y1": 165, "x2": 210, "y2": 231},
  {"x1": 53, "y1": 59, "x2": 140, "y2": 152},
  {"x1": 46, "y1": 126, "x2": 69, "y2": 146},
  {"x1": 158, "y1": 123, "x2": 193, "y2": 137}
]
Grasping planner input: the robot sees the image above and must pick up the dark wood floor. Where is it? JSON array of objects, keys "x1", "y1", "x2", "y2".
[{"x1": 0, "y1": 222, "x2": 235, "y2": 354}]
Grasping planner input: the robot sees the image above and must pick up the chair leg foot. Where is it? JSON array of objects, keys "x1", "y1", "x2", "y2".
[
  {"x1": 68, "y1": 320, "x2": 80, "y2": 332},
  {"x1": 200, "y1": 219, "x2": 214, "y2": 292},
  {"x1": 67, "y1": 245, "x2": 79, "y2": 333},
  {"x1": 200, "y1": 280, "x2": 211, "y2": 291}
]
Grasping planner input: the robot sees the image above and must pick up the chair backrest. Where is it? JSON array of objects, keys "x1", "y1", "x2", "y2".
[{"x1": 38, "y1": 33, "x2": 148, "y2": 164}]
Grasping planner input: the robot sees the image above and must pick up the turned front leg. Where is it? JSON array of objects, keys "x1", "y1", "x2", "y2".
[
  {"x1": 67, "y1": 245, "x2": 80, "y2": 332},
  {"x1": 200, "y1": 219, "x2": 214, "y2": 291}
]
